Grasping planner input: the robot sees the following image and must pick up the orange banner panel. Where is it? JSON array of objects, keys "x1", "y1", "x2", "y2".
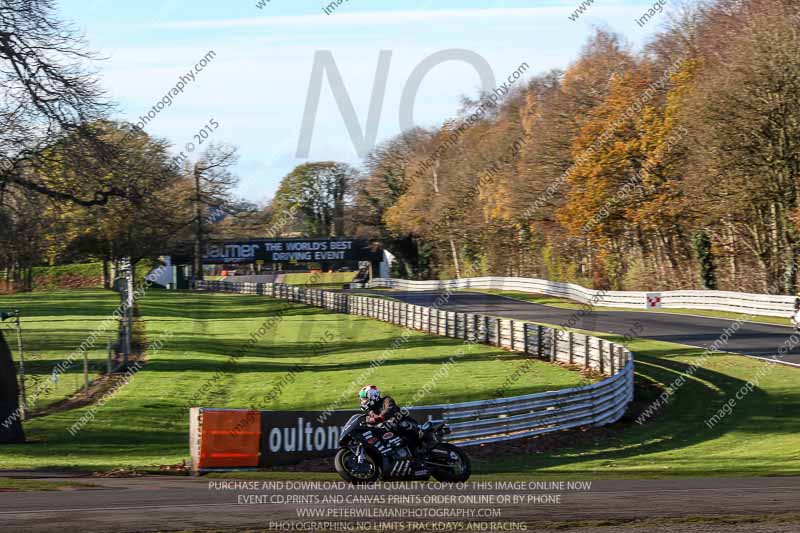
[{"x1": 197, "y1": 410, "x2": 261, "y2": 469}]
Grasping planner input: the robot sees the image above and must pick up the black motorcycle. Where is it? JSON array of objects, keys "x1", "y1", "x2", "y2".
[{"x1": 334, "y1": 414, "x2": 471, "y2": 483}]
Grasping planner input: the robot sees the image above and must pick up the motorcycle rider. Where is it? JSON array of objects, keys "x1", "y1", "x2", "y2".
[
  {"x1": 794, "y1": 297, "x2": 800, "y2": 331},
  {"x1": 359, "y1": 385, "x2": 422, "y2": 449}
]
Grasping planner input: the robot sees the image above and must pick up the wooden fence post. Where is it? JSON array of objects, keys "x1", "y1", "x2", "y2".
[
  {"x1": 598, "y1": 339, "x2": 605, "y2": 374},
  {"x1": 568, "y1": 332, "x2": 574, "y2": 365},
  {"x1": 523, "y1": 323, "x2": 530, "y2": 355},
  {"x1": 584, "y1": 334, "x2": 590, "y2": 369},
  {"x1": 536, "y1": 325, "x2": 543, "y2": 358},
  {"x1": 610, "y1": 343, "x2": 616, "y2": 375}
]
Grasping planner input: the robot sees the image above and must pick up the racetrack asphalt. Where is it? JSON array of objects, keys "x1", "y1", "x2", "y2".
[
  {"x1": 349, "y1": 290, "x2": 800, "y2": 367},
  {"x1": 2, "y1": 475, "x2": 800, "y2": 532},
  {"x1": 3, "y1": 291, "x2": 800, "y2": 532}
]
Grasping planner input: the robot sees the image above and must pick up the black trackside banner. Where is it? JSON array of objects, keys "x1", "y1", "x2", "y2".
[
  {"x1": 258, "y1": 408, "x2": 445, "y2": 467},
  {"x1": 201, "y1": 238, "x2": 382, "y2": 265}
]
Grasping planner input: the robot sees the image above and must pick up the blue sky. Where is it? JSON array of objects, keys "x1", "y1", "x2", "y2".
[{"x1": 57, "y1": 0, "x2": 672, "y2": 204}]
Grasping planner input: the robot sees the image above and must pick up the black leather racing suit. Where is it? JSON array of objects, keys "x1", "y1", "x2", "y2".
[{"x1": 367, "y1": 396, "x2": 421, "y2": 449}]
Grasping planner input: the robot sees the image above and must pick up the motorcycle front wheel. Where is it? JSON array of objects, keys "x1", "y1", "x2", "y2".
[
  {"x1": 334, "y1": 448, "x2": 381, "y2": 484},
  {"x1": 428, "y1": 443, "x2": 471, "y2": 483}
]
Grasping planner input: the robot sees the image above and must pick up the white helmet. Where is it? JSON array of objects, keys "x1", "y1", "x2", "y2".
[{"x1": 358, "y1": 385, "x2": 381, "y2": 411}]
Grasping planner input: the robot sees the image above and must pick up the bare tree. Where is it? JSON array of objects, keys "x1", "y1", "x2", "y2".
[
  {"x1": 188, "y1": 144, "x2": 240, "y2": 280},
  {"x1": 0, "y1": 0, "x2": 124, "y2": 207}
]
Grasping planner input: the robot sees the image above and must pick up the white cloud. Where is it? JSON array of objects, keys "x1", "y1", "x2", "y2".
[
  {"x1": 100, "y1": 4, "x2": 653, "y2": 200},
  {"x1": 149, "y1": 8, "x2": 574, "y2": 30}
]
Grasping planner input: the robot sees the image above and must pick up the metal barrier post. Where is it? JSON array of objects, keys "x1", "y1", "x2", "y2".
[
  {"x1": 598, "y1": 339, "x2": 605, "y2": 374},
  {"x1": 537, "y1": 325, "x2": 543, "y2": 358},
  {"x1": 585, "y1": 335, "x2": 591, "y2": 368},
  {"x1": 568, "y1": 331, "x2": 574, "y2": 365},
  {"x1": 523, "y1": 323, "x2": 530, "y2": 355},
  {"x1": 610, "y1": 343, "x2": 616, "y2": 375}
]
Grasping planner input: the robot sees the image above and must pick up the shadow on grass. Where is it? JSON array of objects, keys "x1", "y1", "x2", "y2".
[
  {"x1": 139, "y1": 349, "x2": 526, "y2": 374},
  {"x1": 477, "y1": 344, "x2": 795, "y2": 475},
  {"x1": 146, "y1": 330, "x2": 485, "y2": 357}
]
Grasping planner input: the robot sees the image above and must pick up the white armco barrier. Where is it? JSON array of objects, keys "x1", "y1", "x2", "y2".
[
  {"x1": 194, "y1": 280, "x2": 634, "y2": 446},
  {"x1": 368, "y1": 277, "x2": 797, "y2": 318}
]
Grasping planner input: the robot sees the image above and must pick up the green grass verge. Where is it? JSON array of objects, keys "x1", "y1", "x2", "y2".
[
  {"x1": 472, "y1": 289, "x2": 792, "y2": 326},
  {"x1": 214, "y1": 330, "x2": 800, "y2": 481},
  {"x1": 474, "y1": 331, "x2": 800, "y2": 480},
  {"x1": 0, "y1": 478, "x2": 94, "y2": 491},
  {"x1": 283, "y1": 272, "x2": 357, "y2": 288},
  {"x1": 0, "y1": 289, "x2": 120, "y2": 409},
  {"x1": 27, "y1": 260, "x2": 159, "y2": 291},
  {"x1": 4, "y1": 289, "x2": 800, "y2": 479},
  {"x1": 0, "y1": 290, "x2": 582, "y2": 471}
]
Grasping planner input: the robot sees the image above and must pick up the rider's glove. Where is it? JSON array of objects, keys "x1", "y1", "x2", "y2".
[{"x1": 367, "y1": 414, "x2": 385, "y2": 425}]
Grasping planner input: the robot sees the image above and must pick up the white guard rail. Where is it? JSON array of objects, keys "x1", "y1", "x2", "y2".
[
  {"x1": 193, "y1": 280, "x2": 635, "y2": 446},
  {"x1": 368, "y1": 276, "x2": 797, "y2": 318}
]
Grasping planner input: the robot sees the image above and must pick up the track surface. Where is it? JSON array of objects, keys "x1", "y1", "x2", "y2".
[
  {"x1": 1, "y1": 475, "x2": 799, "y2": 532},
  {"x1": 351, "y1": 290, "x2": 800, "y2": 366},
  {"x1": 3, "y1": 292, "x2": 800, "y2": 532}
]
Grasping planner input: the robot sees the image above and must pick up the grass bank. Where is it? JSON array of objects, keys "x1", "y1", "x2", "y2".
[
  {"x1": 0, "y1": 289, "x2": 120, "y2": 410},
  {"x1": 283, "y1": 272, "x2": 356, "y2": 288},
  {"x1": 4, "y1": 289, "x2": 799, "y2": 479},
  {"x1": 474, "y1": 332, "x2": 800, "y2": 479},
  {"x1": 0, "y1": 290, "x2": 582, "y2": 470},
  {"x1": 218, "y1": 331, "x2": 800, "y2": 481}
]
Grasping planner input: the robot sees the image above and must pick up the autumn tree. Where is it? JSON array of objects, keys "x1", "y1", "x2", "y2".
[
  {"x1": 0, "y1": 187, "x2": 57, "y2": 291},
  {"x1": 353, "y1": 130, "x2": 434, "y2": 278},
  {"x1": 357, "y1": 0, "x2": 800, "y2": 295},
  {"x1": 512, "y1": 31, "x2": 636, "y2": 283},
  {"x1": 682, "y1": 0, "x2": 800, "y2": 292},
  {"x1": 274, "y1": 162, "x2": 355, "y2": 238}
]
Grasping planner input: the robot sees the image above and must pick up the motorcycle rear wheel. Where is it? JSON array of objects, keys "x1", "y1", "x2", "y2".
[
  {"x1": 429, "y1": 443, "x2": 471, "y2": 482},
  {"x1": 335, "y1": 448, "x2": 381, "y2": 484}
]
